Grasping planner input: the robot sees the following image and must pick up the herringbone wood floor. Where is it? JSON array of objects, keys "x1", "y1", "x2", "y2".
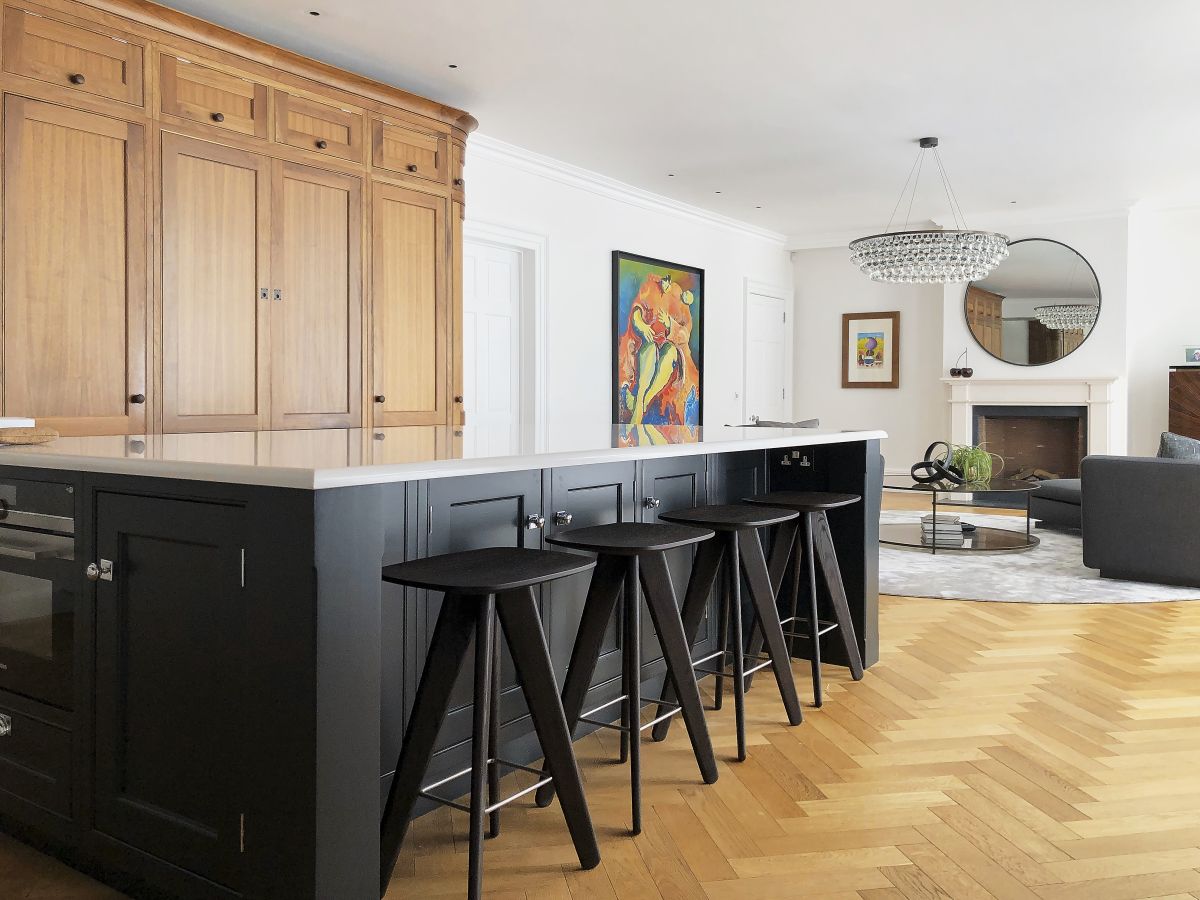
[{"x1": 6, "y1": 509, "x2": 1200, "y2": 899}]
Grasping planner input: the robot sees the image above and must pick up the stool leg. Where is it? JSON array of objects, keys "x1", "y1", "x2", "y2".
[
  {"x1": 650, "y1": 538, "x2": 723, "y2": 743},
  {"x1": 534, "y1": 555, "x2": 624, "y2": 808},
  {"x1": 714, "y1": 562, "x2": 730, "y2": 712},
  {"x1": 467, "y1": 596, "x2": 496, "y2": 900},
  {"x1": 787, "y1": 526, "x2": 805, "y2": 660},
  {"x1": 728, "y1": 531, "x2": 748, "y2": 761},
  {"x1": 623, "y1": 556, "x2": 642, "y2": 834},
  {"x1": 804, "y1": 513, "x2": 824, "y2": 707},
  {"x1": 741, "y1": 530, "x2": 804, "y2": 727},
  {"x1": 380, "y1": 595, "x2": 477, "y2": 896},
  {"x1": 488, "y1": 625, "x2": 501, "y2": 837},
  {"x1": 498, "y1": 588, "x2": 601, "y2": 870},
  {"x1": 743, "y1": 518, "x2": 799, "y2": 691},
  {"x1": 640, "y1": 551, "x2": 718, "y2": 784},
  {"x1": 812, "y1": 510, "x2": 865, "y2": 681}
]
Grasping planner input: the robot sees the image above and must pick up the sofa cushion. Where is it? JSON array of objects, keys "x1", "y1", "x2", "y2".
[
  {"x1": 1158, "y1": 431, "x2": 1200, "y2": 460},
  {"x1": 1034, "y1": 478, "x2": 1081, "y2": 505}
]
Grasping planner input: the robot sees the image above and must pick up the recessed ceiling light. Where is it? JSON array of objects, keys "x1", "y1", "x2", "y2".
[
  {"x1": 308, "y1": 9, "x2": 320, "y2": 15},
  {"x1": 755, "y1": 205, "x2": 762, "y2": 209},
  {"x1": 1010, "y1": 200, "x2": 1017, "y2": 204},
  {"x1": 715, "y1": 190, "x2": 722, "y2": 194},
  {"x1": 448, "y1": 64, "x2": 458, "y2": 69},
  {"x1": 667, "y1": 173, "x2": 675, "y2": 177}
]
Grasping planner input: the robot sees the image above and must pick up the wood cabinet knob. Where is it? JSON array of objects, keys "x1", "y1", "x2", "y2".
[
  {"x1": 211, "y1": 112, "x2": 225, "y2": 122},
  {"x1": 454, "y1": 395, "x2": 464, "y2": 403},
  {"x1": 129, "y1": 393, "x2": 146, "y2": 404},
  {"x1": 453, "y1": 178, "x2": 464, "y2": 186},
  {"x1": 315, "y1": 139, "x2": 328, "y2": 149},
  {"x1": 374, "y1": 395, "x2": 386, "y2": 403},
  {"x1": 68, "y1": 73, "x2": 86, "y2": 85},
  {"x1": 406, "y1": 164, "x2": 418, "y2": 172}
]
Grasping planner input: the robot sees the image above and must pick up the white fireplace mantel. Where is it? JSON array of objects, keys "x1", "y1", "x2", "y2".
[{"x1": 942, "y1": 377, "x2": 1118, "y2": 456}]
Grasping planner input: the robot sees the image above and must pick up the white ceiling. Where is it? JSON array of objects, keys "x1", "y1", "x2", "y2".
[{"x1": 158, "y1": 0, "x2": 1200, "y2": 239}]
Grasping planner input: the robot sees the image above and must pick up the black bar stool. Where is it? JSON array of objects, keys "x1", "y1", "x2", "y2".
[
  {"x1": 745, "y1": 491, "x2": 865, "y2": 705},
  {"x1": 652, "y1": 505, "x2": 804, "y2": 761},
  {"x1": 379, "y1": 547, "x2": 601, "y2": 900},
  {"x1": 532, "y1": 522, "x2": 719, "y2": 835}
]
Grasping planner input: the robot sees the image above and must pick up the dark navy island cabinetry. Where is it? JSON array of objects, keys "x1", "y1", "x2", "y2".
[{"x1": 0, "y1": 426, "x2": 882, "y2": 900}]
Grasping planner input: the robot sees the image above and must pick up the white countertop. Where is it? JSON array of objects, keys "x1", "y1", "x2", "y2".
[{"x1": 0, "y1": 424, "x2": 887, "y2": 489}]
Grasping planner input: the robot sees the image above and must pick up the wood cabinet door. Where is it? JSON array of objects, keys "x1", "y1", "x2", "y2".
[
  {"x1": 270, "y1": 162, "x2": 362, "y2": 429},
  {"x1": 93, "y1": 491, "x2": 247, "y2": 890},
  {"x1": 274, "y1": 91, "x2": 363, "y2": 162},
  {"x1": 371, "y1": 184, "x2": 448, "y2": 426},
  {"x1": 370, "y1": 117, "x2": 446, "y2": 183},
  {"x1": 1, "y1": 5, "x2": 144, "y2": 106},
  {"x1": 2, "y1": 96, "x2": 147, "y2": 435},
  {"x1": 161, "y1": 133, "x2": 271, "y2": 432}
]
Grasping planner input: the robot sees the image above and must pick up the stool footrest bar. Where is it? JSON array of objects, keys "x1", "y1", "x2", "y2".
[
  {"x1": 419, "y1": 758, "x2": 552, "y2": 815},
  {"x1": 694, "y1": 653, "x2": 773, "y2": 679},
  {"x1": 578, "y1": 696, "x2": 682, "y2": 734}
]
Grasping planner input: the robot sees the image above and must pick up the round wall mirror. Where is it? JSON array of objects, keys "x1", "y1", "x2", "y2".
[{"x1": 964, "y1": 238, "x2": 1101, "y2": 366}]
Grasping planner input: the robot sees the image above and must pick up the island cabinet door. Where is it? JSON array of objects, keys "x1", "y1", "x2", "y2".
[
  {"x1": 410, "y1": 470, "x2": 543, "y2": 778},
  {"x1": 545, "y1": 463, "x2": 637, "y2": 700},
  {"x1": 91, "y1": 491, "x2": 248, "y2": 892},
  {"x1": 2, "y1": 96, "x2": 147, "y2": 436},
  {"x1": 637, "y1": 455, "x2": 711, "y2": 673},
  {"x1": 371, "y1": 183, "x2": 448, "y2": 427}
]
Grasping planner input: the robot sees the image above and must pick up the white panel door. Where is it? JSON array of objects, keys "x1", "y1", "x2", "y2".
[
  {"x1": 462, "y1": 240, "x2": 522, "y2": 456},
  {"x1": 745, "y1": 293, "x2": 788, "y2": 422}
]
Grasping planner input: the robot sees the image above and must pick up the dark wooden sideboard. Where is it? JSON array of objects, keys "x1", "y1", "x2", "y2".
[{"x1": 1169, "y1": 366, "x2": 1200, "y2": 440}]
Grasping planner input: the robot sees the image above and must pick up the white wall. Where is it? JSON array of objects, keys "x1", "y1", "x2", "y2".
[
  {"x1": 464, "y1": 136, "x2": 793, "y2": 450},
  {"x1": 942, "y1": 214, "x2": 1131, "y2": 454},
  {"x1": 791, "y1": 247, "x2": 944, "y2": 471},
  {"x1": 1127, "y1": 205, "x2": 1200, "y2": 456}
]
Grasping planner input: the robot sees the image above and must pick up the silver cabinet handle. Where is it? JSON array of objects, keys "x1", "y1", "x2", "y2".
[
  {"x1": 553, "y1": 511, "x2": 573, "y2": 526},
  {"x1": 0, "y1": 714, "x2": 10, "y2": 737},
  {"x1": 86, "y1": 559, "x2": 113, "y2": 582},
  {"x1": 643, "y1": 497, "x2": 662, "y2": 509},
  {"x1": 525, "y1": 514, "x2": 546, "y2": 530}
]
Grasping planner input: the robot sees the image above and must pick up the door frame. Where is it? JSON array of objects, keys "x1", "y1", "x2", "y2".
[
  {"x1": 742, "y1": 278, "x2": 795, "y2": 423},
  {"x1": 462, "y1": 219, "x2": 548, "y2": 452}
]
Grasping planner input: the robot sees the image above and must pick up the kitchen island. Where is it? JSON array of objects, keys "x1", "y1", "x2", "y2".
[{"x1": 0, "y1": 424, "x2": 883, "y2": 900}]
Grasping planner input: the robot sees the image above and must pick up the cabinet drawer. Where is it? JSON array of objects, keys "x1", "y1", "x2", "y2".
[
  {"x1": 274, "y1": 91, "x2": 362, "y2": 162},
  {"x1": 0, "y1": 701, "x2": 71, "y2": 816},
  {"x1": 1, "y1": 5, "x2": 144, "y2": 106},
  {"x1": 372, "y1": 117, "x2": 446, "y2": 183},
  {"x1": 159, "y1": 54, "x2": 268, "y2": 138}
]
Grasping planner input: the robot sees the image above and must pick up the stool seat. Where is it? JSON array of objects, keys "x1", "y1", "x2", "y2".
[
  {"x1": 660, "y1": 503, "x2": 799, "y2": 530},
  {"x1": 745, "y1": 491, "x2": 861, "y2": 512},
  {"x1": 383, "y1": 547, "x2": 595, "y2": 594},
  {"x1": 548, "y1": 522, "x2": 714, "y2": 555}
]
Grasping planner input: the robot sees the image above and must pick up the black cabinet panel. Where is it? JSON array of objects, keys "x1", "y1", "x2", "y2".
[
  {"x1": 422, "y1": 471, "x2": 543, "y2": 773},
  {"x1": 0, "y1": 694, "x2": 71, "y2": 816},
  {"x1": 546, "y1": 463, "x2": 636, "y2": 693},
  {"x1": 93, "y1": 492, "x2": 247, "y2": 892}
]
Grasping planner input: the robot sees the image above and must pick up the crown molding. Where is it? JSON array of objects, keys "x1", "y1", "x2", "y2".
[{"x1": 468, "y1": 134, "x2": 787, "y2": 246}]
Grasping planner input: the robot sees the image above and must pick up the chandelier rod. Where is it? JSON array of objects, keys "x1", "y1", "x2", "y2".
[
  {"x1": 932, "y1": 148, "x2": 968, "y2": 231},
  {"x1": 882, "y1": 147, "x2": 924, "y2": 235}
]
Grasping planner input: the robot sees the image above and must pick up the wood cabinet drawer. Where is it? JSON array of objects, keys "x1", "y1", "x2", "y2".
[
  {"x1": 372, "y1": 117, "x2": 446, "y2": 183},
  {"x1": 274, "y1": 91, "x2": 362, "y2": 162},
  {"x1": 0, "y1": 701, "x2": 71, "y2": 816},
  {"x1": 159, "y1": 54, "x2": 268, "y2": 138},
  {"x1": 1, "y1": 5, "x2": 144, "y2": 106}
]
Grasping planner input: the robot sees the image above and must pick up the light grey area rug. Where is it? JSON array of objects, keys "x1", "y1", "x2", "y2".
[{"x1": 879, "y1": 510, "x2": 1200, "y2": 603}]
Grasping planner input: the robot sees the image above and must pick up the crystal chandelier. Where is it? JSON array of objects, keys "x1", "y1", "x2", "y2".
[
  {"x1": 849, "y1": 137, "x2": 1009, "y2": 284},
  {"x1": 1034, "y1": 304, "x2": 1098, "y2": 331}
]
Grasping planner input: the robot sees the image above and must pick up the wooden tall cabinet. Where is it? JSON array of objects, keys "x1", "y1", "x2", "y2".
[
  {"x1": 2, "y1": 95, "x2": 147, "y2": 435},
  {"x1": 0, "y1": 0, "x2": 473, "y2": 437}
]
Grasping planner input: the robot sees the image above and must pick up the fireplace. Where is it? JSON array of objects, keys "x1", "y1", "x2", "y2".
[{"x1": 973, "y1": 405, "x2": 1088, "y2": 481}]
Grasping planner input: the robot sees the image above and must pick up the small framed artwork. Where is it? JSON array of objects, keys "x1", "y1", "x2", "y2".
[
  {"x1": 842, "y1": 311, "x2": 900, "y2": 389},
  {"x1": 1186, "y1": 346, "x2": 1200, "y2": 364}
]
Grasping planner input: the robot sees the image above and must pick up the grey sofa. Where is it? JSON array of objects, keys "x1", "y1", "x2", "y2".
[
  {"x1": 1029, "y1": 478, "x2": 1082, "y2": 530},
  {"x1": 1081, "y1": 455, "x2": 1200, "y2": 587}
]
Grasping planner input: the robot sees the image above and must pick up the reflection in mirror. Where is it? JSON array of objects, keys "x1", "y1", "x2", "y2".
[{"x1": 964, "y1": 238, "x2": 1100, "y2": 366}]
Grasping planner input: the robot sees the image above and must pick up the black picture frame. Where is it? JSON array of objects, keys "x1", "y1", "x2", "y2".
[{"x1": 611, "y1": 250, "x2": 705, "y2": 427}]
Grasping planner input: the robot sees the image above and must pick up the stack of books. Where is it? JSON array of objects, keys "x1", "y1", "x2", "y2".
[{"x1": 921, "y1": 512, "x2": 965, "y2": 548}]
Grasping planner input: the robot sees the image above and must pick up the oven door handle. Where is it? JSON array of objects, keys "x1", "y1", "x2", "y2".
[{"x1": 0, "y1": 536, "x2": 72, "y2": 560}]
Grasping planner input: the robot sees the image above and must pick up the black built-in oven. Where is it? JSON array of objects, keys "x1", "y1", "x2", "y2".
[{"x1": 0, "y1": 476, "x2": 76, "y2": 709}]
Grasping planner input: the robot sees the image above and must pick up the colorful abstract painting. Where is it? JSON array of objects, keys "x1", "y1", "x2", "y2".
[
  {"x1": 856, "y1": 331, "x2": 886, "y2": 367},
  {"x1": 612, "y1": 252, "x2": 703, "y2": 432},
  {"x1": 842, "y1": 311, "x2": 900, "y2": 389}
]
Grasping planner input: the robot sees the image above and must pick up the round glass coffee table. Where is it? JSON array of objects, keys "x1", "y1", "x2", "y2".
[{"x1": 881, "y1": 477, "x2": 1041, "y2": 553}]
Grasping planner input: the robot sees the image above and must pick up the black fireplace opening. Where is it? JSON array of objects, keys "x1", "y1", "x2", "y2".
[{"x1": 972, "y1": 405, "x2": 1088, "y2": 483}]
